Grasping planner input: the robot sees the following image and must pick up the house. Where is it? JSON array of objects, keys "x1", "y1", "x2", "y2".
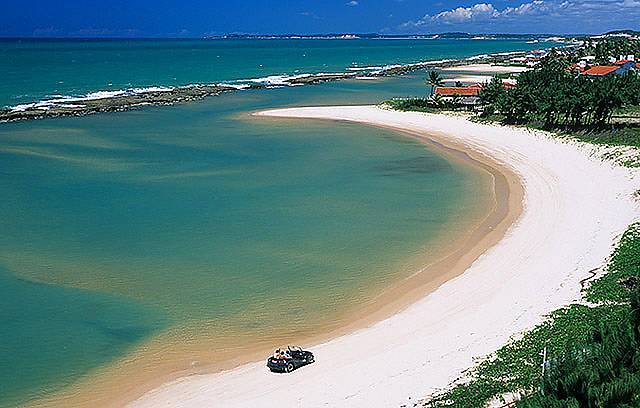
[
  {"x1": 582, "y1": 64, "x2": 632, "y2": 77},
  {"x1": 434, "y1": 84, "x2": 482, "y2": 105},
  {"x1": 434, "y1": 80, "x2": 517, "y2": 106}
]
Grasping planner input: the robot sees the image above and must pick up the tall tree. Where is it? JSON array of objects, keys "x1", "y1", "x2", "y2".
[
  {"x1": 426, "y1": 70, "x2": 443, "y2": 97},
  {"x1": 479, "y1": 76, "x2": 507, "y2": 115}
]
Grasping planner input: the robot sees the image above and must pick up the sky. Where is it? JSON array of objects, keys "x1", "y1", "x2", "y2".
[{"x1": 1, "y1": 0, "x2": 638, "y2": 37}]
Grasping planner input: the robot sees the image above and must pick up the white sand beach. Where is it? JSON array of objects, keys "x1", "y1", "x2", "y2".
[
  {"x1": 129, "y1": 106, "x2": 639, "y2": 408},
  {"x1": 442, "y1": 63, "x2": 529, "y2": 73}
]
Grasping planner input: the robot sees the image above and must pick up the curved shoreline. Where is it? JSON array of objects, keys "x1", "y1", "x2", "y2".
[
  {"x1": 128, "y1": 106, "x2": 638, "y2": 408},
  {"x1": 124, "y1": 107, "x2": 529, "y2": 408},
  {"x1": 27, "y1": 103, "x2": 515, "y2": 408}
]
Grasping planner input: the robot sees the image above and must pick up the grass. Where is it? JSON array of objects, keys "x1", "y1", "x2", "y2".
[
  {"x1": 586, "y1": 224, "x2": 640, "y2": 304},
  {"x1": 421, "y1": 224, "x2": 640, "y2": 407},
  {"x1": 537, "y1": 125, "x2": 640, "y2": 149}
]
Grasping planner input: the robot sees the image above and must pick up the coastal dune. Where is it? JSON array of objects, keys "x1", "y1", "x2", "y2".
[{"x1": 129, "y1": 106, "x2": 639, "y2": 408}]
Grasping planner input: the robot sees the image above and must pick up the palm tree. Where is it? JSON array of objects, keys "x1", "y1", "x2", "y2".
[{"x1": 426, "y1": 70, "x2": 443, "y2": 97}]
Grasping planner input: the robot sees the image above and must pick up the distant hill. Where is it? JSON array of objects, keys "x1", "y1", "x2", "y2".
[{"x1": 433, "y1": 32, "x2": 473, "y2": 39}]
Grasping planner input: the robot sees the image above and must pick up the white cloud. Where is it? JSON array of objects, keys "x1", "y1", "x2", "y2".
[
  {"x1": 346, "y1": 0, "x2": 359, "y2": 6},
  {"x1": 501, "y1": 0, "x2": 557, "y2": 16},
  {"x1": 432, "y1": 3, "x2": 499, "y2": 23},
  {"x1": 401, "y1": 0, "x2": 640, "y2": 31}
]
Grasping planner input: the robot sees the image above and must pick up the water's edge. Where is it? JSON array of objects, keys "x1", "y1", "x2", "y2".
[{"x1": 28, "y1": 112, "x2": 523, "y2": 408}]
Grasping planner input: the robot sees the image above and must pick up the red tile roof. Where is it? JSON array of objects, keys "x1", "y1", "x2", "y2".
[
  {"x1": 614, "y1": 60, "x2": 634, "y2": 65},
  {"x1": 582, "y1": 65, "x2": 620, "y2": 76},
  {"x1": 435, "y1": 86, "x2": 481, "y2": 96}
]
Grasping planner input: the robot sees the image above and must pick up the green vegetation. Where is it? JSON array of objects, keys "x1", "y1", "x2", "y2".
[
  {"x1": 423, "y1": 224, "x2": 640, "y2": 407},
  {"x1": 391, "y1": 42, "x2": 640, "y2": 159},
  {"x1": 478, "y1": 51, "x2": 640, "y2": 128},
  {"x1": 475, "y1": 47, "x2": 640, "y2": 163}
]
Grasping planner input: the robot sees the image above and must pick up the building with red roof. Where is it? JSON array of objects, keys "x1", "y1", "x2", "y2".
[
  {"x1": 433, "y1": 82, "x2": 518, "y2": 106},
  {"x1": 582, "y1": 65, "x2": 624, "y2": 76},
  {"x1": 434, "y1": 85, "x2": 482, "y2": 97},
  {"x1": 433, "y1": 85, "x2": 481, "y2": 106},
  {"x1": 583, "y1": 60, "x2": 636, "y2": 77}
]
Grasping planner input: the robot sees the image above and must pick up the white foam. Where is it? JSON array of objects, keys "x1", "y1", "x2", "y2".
[
  {"x1": 218, "y1": 83, "x2": 251, "y2": 90},
  {"x1": 7, "y1": 86, "x2": 176, "y2": 112},
  {"x1": 245, "y1": 74, "x2": 312, "y2": 86}
]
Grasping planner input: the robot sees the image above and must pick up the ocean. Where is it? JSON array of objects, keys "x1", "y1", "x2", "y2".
[
  {"x1": 0, "y1": 38, "x2": 551, "y2": 109},
  {"x1": 0, "y1": 38, "x2": 548, "y2": 407}
]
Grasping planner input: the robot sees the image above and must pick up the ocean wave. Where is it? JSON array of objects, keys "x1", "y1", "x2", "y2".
[
  {"x1": 217, "y1": 83, "x2": 251, "y2": 90},
  {"x1": 9, "y1": 87, "x2": 176, "y2": 112}
]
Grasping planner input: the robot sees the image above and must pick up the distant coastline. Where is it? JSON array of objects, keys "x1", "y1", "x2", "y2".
[{"x1": 208, "y1": 32, "x2": 570, "y2": 41}]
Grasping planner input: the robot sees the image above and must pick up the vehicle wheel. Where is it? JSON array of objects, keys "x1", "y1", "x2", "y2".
[
  {"x1": 285, "y1": 363, "x2": 294, "y2": 373},
  {"x1": 306, "y1": 355, "x2": 315, "y2": 364}
]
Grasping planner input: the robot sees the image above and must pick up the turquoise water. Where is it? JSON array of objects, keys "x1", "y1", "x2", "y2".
[
  {"x1": 0, "y1": 38, "x2": 554, "y2": 108},
  {"x1": 0, "y1": 266, "x2": 164, "y2": 407},
  {"x1": 0, "y1": 39, "x2": 532, "y2": 407}
]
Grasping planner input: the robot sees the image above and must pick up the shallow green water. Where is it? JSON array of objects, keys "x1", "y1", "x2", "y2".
[
  {"x1": 1, "y1": 73, "x2": 488, "y2": 406},
  {"x1": 0, "y1": 266, "x2": 165, "y2": 407}
]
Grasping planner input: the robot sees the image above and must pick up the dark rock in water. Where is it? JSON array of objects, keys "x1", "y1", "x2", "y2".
[
  {"x1": 289, "y1": 72, "x2": 359, "y2": 85},
  {"x1": 0, "y1": 84, "x2": 242, "y2": 123}
]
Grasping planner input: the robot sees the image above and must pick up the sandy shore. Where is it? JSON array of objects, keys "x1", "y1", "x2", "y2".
[
  {"x1": 442, "y1": 63, "x2": 529, "y2": 73},
  {"x1": 129, "y1": 106, "x2": 638, "y2": 408}
]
